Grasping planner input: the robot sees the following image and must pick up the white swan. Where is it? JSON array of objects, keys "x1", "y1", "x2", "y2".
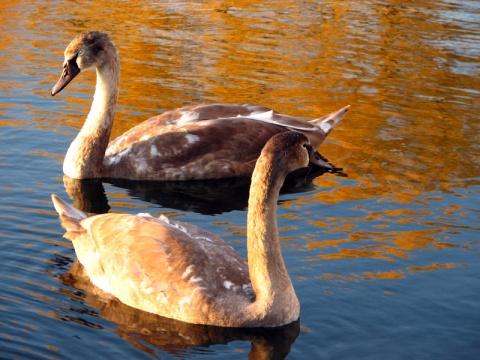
[
  {"x1": 52, "y1": 30, "x2": 349, "y2": 180},
  {"x1": 52, "y1": 131, "x2": 314, "y2": 327}
]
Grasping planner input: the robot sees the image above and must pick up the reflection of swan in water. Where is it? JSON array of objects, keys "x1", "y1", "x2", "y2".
[
  {"x1": 62, "y1": 176, "x2": 110, "y2": 214},
  {"x1": 62, "y1": 174, "x2": 251, "y2": 215},
  {"x1": 59, "y1": 259, "x2": 300, "y2": 360},
  {"x1": 62, "y1": 156, "x2": 342, "y2": 215},
  {"x1": 52, "y1": 30, "x2": 349, "y2": 181},
  {"x1": 52, "y1": 132, "x2": 311, "y2": 327}
]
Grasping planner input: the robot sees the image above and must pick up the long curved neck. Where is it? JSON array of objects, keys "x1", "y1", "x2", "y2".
[
  {"x1": 246, "y1": 156, "x2": 299, "y2": 325},
  {"x1": 63, "y1": 54, "x2": 119, "y2": 179}
]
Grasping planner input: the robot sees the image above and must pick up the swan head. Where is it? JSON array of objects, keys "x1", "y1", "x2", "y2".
[
  {"x1": 262, "y1": 132, "x2": 312, "y2": 175},
  {"x1": 266, "y1": 132, "x2": 333, "y2": 172},
  {"x1": 51, "y1": 31, "x2": 115, "y2": 96}
]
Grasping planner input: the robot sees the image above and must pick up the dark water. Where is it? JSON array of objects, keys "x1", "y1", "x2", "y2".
[{"x1": 1, "y1": 0, "x2": 479, "y2": 359}]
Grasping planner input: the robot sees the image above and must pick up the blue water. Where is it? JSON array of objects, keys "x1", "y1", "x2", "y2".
[{"x1": 1, "y1": 1, "x2": 480, "y2": 359}]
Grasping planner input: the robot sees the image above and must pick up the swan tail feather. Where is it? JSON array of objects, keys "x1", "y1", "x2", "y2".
[
  {"x1": 51, "y1": 194, "x2": 88, "y2": 235},
  {"x1": 312, "y1": 105, "x2": 350, "y2": 134}
]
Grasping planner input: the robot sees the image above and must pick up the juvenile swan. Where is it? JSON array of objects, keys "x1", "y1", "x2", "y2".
[
  {"x1": 52, "y1": 132, "x2": 313, "y2": 327},
  {"x1": 52, "y1": 30, "x2": 349, "y2": 180}
]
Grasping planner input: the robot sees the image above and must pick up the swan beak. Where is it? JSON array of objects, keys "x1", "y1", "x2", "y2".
[
  {"x1": 308, "y1": 148, "x2": 333, "y2": 171},
  {"x1": 51, "y1": 60, "x2": 81, "y2": 96}
]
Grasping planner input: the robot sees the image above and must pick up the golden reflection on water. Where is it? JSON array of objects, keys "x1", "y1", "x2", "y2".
[
  {"x1": 53, "y1": 4, "x2": 478, "y2": 253},
  {"x1": 1, "y1": 1, "x2": 480, "y2": 358},
  {"x1": 4, "y1": 0, "x2": 477, "y2": 192},
  {"x1": 2, "y1": 1, "x2": 479, "y2": 274}
]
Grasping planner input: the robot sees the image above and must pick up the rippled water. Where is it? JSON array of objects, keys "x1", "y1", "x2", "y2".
[{"x1": 1, "y1": 1, "x2": 479, "y2": 359}]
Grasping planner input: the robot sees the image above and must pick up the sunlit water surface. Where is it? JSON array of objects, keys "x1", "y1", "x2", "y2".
[{"x1": 1, "y1": 1, "x2": 479, "y2": 359}]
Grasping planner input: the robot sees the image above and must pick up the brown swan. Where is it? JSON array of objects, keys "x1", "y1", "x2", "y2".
[
  {"x1": 51, "y1": 30, "x2": 349, "y2": 180},
  {"x1": 52, "y1": 131, "x2": 314, "y2": 327}
]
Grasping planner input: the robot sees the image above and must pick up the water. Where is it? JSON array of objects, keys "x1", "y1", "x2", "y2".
[{"x1": 1, "y1": 0, "x2": 479, "y2": 359}]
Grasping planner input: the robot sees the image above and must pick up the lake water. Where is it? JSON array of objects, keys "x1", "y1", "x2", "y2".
[{"x1": 1, "y1": 1, "x2": 479, "y2": 359}]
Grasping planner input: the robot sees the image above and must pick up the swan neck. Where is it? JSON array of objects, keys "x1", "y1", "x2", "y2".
[
  {"x1": 64, "y1": 53, "x2": 119, "y2": 179},
  {"x1": 246, "y1": 157, "x2": 299, "y2": 324}
]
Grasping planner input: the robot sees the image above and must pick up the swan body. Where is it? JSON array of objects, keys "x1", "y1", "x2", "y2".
[
  {"x1": 52, "y1": 30, "x2": 349, "y2": 180},
  {"x1": 52, "y1": 131, "x2": 313, "y2": 327}
]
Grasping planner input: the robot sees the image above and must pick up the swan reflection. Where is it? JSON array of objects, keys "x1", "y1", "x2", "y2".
[{"x1": 62, "y1": 165, "x2": 340, "y2": 215}]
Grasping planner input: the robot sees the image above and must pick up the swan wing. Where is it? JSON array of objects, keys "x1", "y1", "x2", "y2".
[
  {"x1": 104, "y1": 118, "x2": 285, "y2": 180},
  {"x1": 110, "y1": 104, "x2": 349, "y2": 143},
  {"x1": 136, "y1": 103, "x2": 324, "y2": 130},
  {"x1": 104, "y1": 104, "x2": 349, "y2": 180},
  {"x1": 76, "y1": 212, "x2": 251, "y2": 322},
  {"x1": 160, "y1": 103, "x2": 349, "y2": 133}
]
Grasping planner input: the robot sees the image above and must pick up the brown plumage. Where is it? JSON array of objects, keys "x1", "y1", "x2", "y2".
[
  {"x1": 52, "y1": 131, "x2": 312, "y2": 327},
  {"x1": 52, "y1": 30, "x2": 349, "y2": 180}
]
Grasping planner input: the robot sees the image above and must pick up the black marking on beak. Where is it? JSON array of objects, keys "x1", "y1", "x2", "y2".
[{"x1": 51, "y1": 54, "x2": 80, "y2": 96}]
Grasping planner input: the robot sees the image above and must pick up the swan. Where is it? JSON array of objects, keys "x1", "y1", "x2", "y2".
[
  {"x1": 51, "y1": 30, "x2": 349, "y2": 181},
  {"x1": 52, "y1": 131, "x2": 313, "y2": 327}
]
